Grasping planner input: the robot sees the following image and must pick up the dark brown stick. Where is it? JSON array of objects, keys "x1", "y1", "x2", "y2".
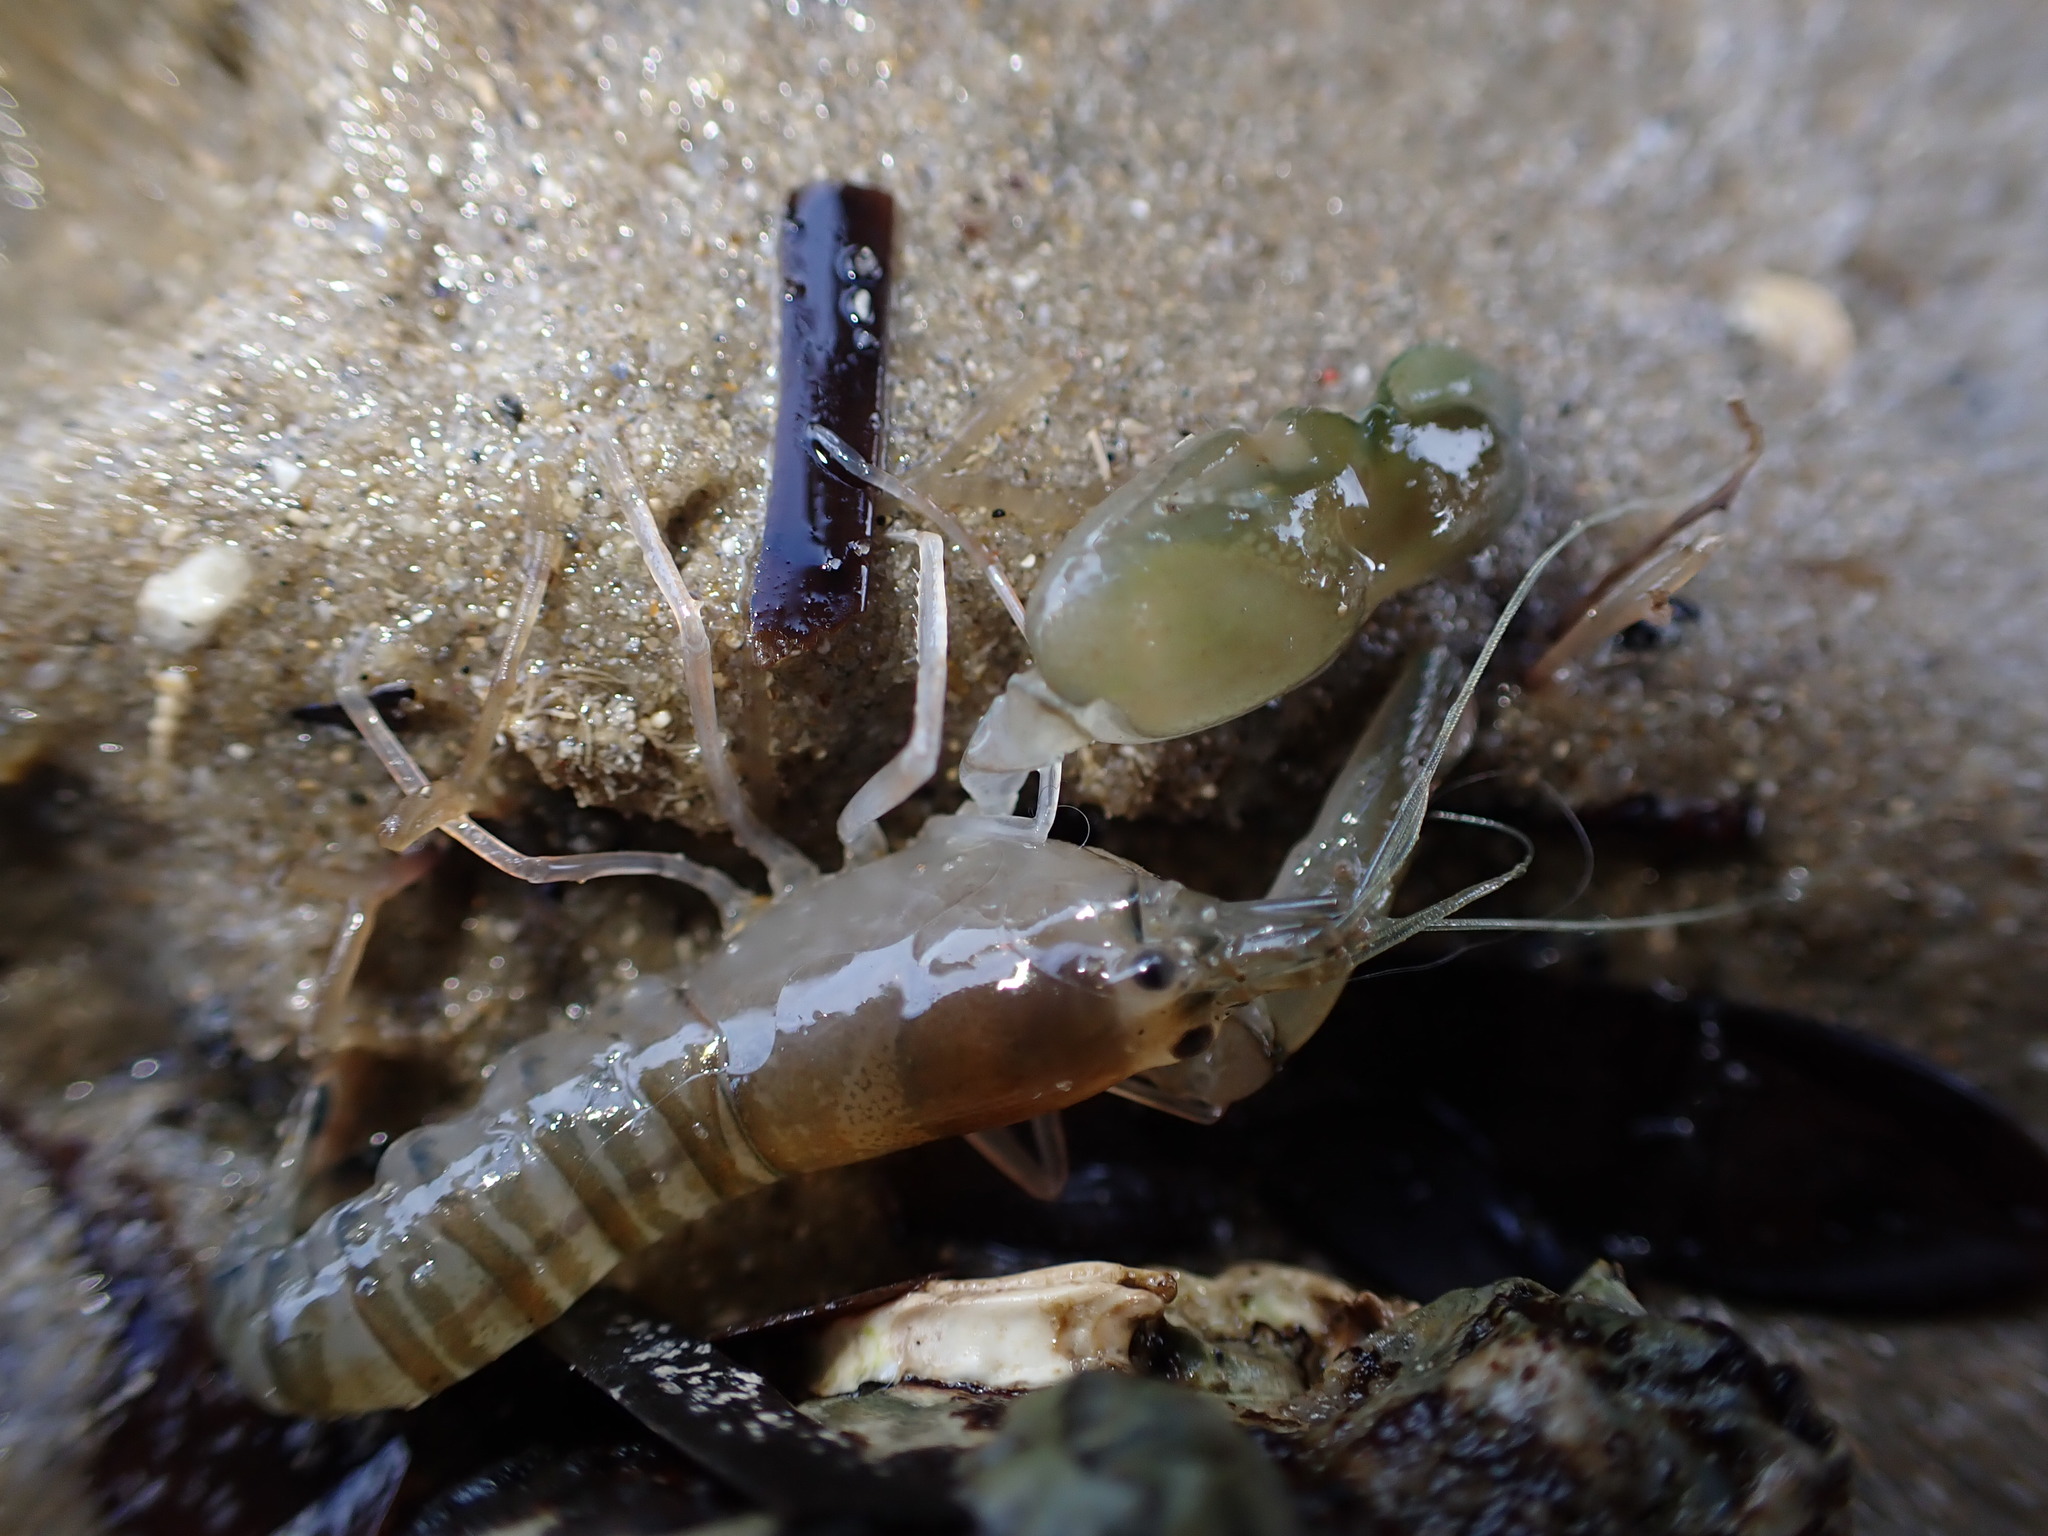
[{"x1": 748, "y1": 182, "x2": 895, "y2": 665}]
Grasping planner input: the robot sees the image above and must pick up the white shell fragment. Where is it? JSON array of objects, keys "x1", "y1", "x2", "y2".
[
  {"x1": 810, "y1": 1262, "x2": 1178, "y2": 1396},
  {"x1": 1729, "y1": 272, "x2": 1856, "y2": 379},
  {"x1": 135, "y1": 544, "x2": 255, "y2": 652}
]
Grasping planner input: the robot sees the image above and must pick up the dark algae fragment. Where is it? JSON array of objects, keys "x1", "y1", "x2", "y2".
[
  {"x1": 964, "y1": 1373, "x2": 1298, "y2": 1536},
  {"x1": 750, "y1": 181, "x2": 896, "y2": 664},
  {"x1": 290, "y1": 682, "x2": 416, "y2": 733}
]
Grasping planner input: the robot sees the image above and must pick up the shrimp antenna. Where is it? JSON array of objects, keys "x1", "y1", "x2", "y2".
[
  {"x1": 1359, "y1": 812, "x2": 1786, "y2": 957},
  {"x1": 1427, "y1": 892, "x2": 1780, "y2": 934},
  {"x1": 1350, "y1": 432, "x2": 1782, "y2": 945},
  {"x1": 1438, "y1": 768, "x2": 1598, "y2": 916}
]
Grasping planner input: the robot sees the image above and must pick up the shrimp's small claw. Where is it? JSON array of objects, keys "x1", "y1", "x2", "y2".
[
  {"x1": 1527, "y1": 400, "x2": 1764, "y2": 688},
  {"x1": 915, "y1": 357, "x2": 1070, "y2": 480},
  {"x1": 809, "y1": 423, "x2": 1031, "y2": 637}
]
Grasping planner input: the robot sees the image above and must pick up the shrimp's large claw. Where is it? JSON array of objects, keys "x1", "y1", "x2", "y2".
[{"x1": 959, "y1": 344, "x2": 1526, "y2": 812}]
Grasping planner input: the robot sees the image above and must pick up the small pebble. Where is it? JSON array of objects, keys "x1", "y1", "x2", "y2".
[
  {"x1": 136, "y1": 544, "x2": 254, "y2": 651},
  {"x1": 1729, "y1": 272, "x2": 1855, "y2": 380}
]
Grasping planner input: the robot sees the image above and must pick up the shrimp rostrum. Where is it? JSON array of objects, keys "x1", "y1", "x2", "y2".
[{"x1": 207, "y1": 369, "x2": 1717, "y2": 1418}]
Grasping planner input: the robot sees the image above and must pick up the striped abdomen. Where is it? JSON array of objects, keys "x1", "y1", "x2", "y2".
[
  {"x1": 208, "y1": 1019, "x2": 776, "y2": 1416},
  {"x1": 209, "y1": 823, "x2": 1210, "y2": 1417}
]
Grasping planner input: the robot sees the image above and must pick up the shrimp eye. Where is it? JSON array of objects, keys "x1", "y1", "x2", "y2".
[
  {"x1": 1172, "y1": 1024, "x2": 1215, "y2": 1059},
  {"x1": 1131, "y1": 950, "x2": 1175, "y2": 990}
]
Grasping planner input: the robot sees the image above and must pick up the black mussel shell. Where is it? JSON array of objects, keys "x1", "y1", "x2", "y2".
[
  {"x1": 1295, "y1": 965, "x2": 2048, "y2": 1309},
  {"x1": 399, "y1": 1442, "x2": 730, "y2": 1536}
]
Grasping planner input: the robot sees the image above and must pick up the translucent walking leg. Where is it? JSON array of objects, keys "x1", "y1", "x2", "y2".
[
  {"x1": 307, "y1": 845, "x2": 441, "y2": 1052},
  {"x1": 381, "y1": 523, "x2": 557, "y2": 850},
  {"x1": 965, "y1": 1112, "x2": 1070, "y2": 1202},
  {"x1": 1105, "y1": 1076, "x2": 1227, "y2": 1125},
  {"x1": 837, "y1": 531, "x2": 949, "y2": 865},
  {"x1": 912, "y1": 358, "x2": 1071, "y2": 481},
  {"x1": 808, "y1": 358, "x2": 1070, "y2": 640},
  {"x1": 589, "y1": 426, "x2": 819, "y2": 898},
  {"x1": 256, "y1": 846, "x2": 455, "y2": 1243},
  {"x1": 337, "y1": 630, "x2": 753, "y2": 930},
  {"x1": 257, "y1": 847, "x2": 442, "y2": 1242}
]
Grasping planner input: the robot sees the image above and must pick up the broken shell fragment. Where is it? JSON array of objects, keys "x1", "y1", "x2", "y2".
[
  {"x1": 810, "y1": 1262, "x2": 1178, "y2": 1396},
  {"x1": 1148, "y1": 1263, "x2": 1396, "y2": 1412},
  {"x1": 135, "y1": 542, "x2": 254, "y2": 651},
  {"x1": 1161, "y1": 1260, "x2": 1386, "y2": 1348},
  {"x1": 801, "y1": 1382, "x2": 1014, "y2": 1460}
]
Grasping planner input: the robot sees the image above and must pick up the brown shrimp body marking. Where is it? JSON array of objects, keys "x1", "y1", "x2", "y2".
[
  {"x1": 208, "y1": 399, "x2": 1748, "y2": 1417},
  {"x1": 210, "y1": 817, "x2": 1224, "y2": 1414}
]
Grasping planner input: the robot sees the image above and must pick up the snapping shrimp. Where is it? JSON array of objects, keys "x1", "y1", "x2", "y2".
[{"x1": 207, "y1": 382, "x2": 1752, "y2": 1417}]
